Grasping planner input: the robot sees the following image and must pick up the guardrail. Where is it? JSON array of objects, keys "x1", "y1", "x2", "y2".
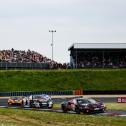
[
  {"x1": 84, "y1": 90, "x2": 126, "y2": 95},
  {"x1": 0, "y1": 91, "x2": 73, "y2": 96},
  {"x1": 0, "y1": 90, "x2": 125, "y2": 97}
]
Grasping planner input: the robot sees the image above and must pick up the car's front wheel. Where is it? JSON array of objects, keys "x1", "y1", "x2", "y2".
[
  {"x1": 100, "y1": 108, "x2": 106, "y2": 113},
  {"x1": 48, "y1": 104, "x2": 53, "y2": 109}
]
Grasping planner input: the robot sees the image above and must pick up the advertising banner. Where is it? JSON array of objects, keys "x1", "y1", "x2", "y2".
[{"x1": 117, "y1": 97, "x2": 126, "y2": 103}]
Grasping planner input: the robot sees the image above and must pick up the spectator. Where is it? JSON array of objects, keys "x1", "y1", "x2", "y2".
[{"x1": 0, "y1": 49, "x2": 69, "y2": 69}]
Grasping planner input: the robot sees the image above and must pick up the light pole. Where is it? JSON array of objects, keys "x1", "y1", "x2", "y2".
[{"x1": 49, "y1": 30, "x2": 56, "y2": 61}]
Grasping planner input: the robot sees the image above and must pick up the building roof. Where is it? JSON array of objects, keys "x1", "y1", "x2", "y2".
[{"x1": 68, "y1": 43, "x2": 126, "y2": 50}]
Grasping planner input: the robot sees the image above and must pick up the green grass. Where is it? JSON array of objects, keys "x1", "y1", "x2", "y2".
[
  {"x1": 0, "y1": 69, "x2": 126, "y2": 91},
  {"x1": 0, "y1": 107, "x2": 126, "y2": 126},
  {"x1": 105, "y1": 103, "x2": 126, "y2": 110}
]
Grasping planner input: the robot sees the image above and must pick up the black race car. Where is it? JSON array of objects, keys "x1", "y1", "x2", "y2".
[{"x1": 61, "y1": 98, "x2": 106, "y2": 114}]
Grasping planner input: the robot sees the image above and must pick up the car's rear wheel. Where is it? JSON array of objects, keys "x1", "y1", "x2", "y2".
[
  {"x1": 62, "y1": 106, "x2": 68, "y2": 113},
  {"x1": 8, "y1": 103, "x2": 11, "y2": 107},
  {"x1": 21, "y1": 101, "x2": 24, "y2": 107},
  {"x1": 75, "y1": 107, "x2": 80, "y2": 114},
  {"x1": 86, "y1": 109, "x2": 90, "y2": 113},
  {"x1": 30, "y1": 102, "x2": 35, "y2": 108}
]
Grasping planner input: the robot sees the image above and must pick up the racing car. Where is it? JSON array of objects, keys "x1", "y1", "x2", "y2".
[
  {"x1": 8, "y1": 96, "x2": 23, "y2": 106},
  {"x1": 22, "y1": 94, "x2": 53, "y2": 108},
  {"x1": 61, "y1": 97, "x2": 106, "y2": 114}
]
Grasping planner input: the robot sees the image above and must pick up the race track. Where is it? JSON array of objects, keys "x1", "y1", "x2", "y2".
[
  {"x1": 0, "y1": 96, "x2": 119, "y2": 106},
  {"x1": 0, "y1": 96, "x2": 126, "y2": 117}
]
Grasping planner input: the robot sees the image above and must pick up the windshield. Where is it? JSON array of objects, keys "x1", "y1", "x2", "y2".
[
  {"x1": 32, "y1": 95, "x2": 50, "y2": 99},
  {"x1": 77, "y1": 99, "x2": 89, "y2": 104},
  {"x1": 88, "y1": 99, "x2": 97, "y2": 104},
  {"x1": 77, "y1": 98, "x2": 97, "y2": 104},
  {"x1": 33, "y1": 95, "x2": 44, "y2": 99},
  {"x1": 11, "y1": 96, "x2": 18, "y2": 99}
]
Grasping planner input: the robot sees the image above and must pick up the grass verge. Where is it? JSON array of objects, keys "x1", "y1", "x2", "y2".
[
  {"x1": 0, "y1": 108, "x2": 126, "y2": 126},
  {"x1": 0, "y1": 69, "x2": 126, "y2": 91},
  {"x1": 105, "y1": 103, "x2": 126, "y2": 110}
]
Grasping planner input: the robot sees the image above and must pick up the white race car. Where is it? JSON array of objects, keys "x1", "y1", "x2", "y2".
[{"x1": 22, "y1": 94, "x2": 53, "y2": 108}]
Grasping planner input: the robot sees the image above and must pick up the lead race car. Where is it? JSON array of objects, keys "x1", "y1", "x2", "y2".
[
  {"x1": 61, "y1": 97, "x2": 106, "y2": 114},
  {"x1": 8, "y1": 96, "x2": 24, "y2": 106},
  {"x1": 22, "y1": 94, "x2": 53, "y2": 108}
]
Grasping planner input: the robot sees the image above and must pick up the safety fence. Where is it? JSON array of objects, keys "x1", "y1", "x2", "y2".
[
  {"x1": 0, "y1": 90, "x2": 125, "y2": 97},
  {"x1": 0, "y1": 90, "x2": 73, "y2": 97},
  {"x1": 0, "y1": 62, "x2": 50, "y2": 69}
]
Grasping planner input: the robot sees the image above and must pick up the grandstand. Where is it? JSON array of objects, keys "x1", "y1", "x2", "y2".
[
  {"x1": 68, "y1": 43, "x2": 126, "y2": 68},
  {"x1": 0, "y1": 49, "x2": 64, "y2": 69}
]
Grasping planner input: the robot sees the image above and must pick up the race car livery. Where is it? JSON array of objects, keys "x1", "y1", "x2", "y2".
[
  {"x1": 8, "y1": 96, "x2": 23, "y2": 106},
  {"x1": 22, "y1": 94, "x2": 53, "y2": 108},
  {"x1": 61, "y1": 98, "x2": 106, "y2": 114}
]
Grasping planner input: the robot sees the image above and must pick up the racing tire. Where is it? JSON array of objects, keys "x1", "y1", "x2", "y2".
[
  {"x1": 8, "y1": 103, "x2": 12, "y2": 107},
  {"x1": 21, "y1": 101, "x2": 24, "y2": 108},
  {"x1": 62, "y1": 106, "x2": 68, "y2": 113},
  {"x1": 100, "y1": 109, "x2": 105, "y2": 113},
  {"x1": 48, "y1": 105, "x2": 53, "y2": 109},
  {"x1": 85, "y1": 109, "x2": 90, "y2": 113},
  {"x1": 75, "y1": 107, "x2": 81, "y2": 114},
  {"x1": 30, "y1": 101, "x2": 35, "y2": 108}
]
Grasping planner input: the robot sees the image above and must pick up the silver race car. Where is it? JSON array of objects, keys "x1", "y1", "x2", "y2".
[{"x1": 23, "y1": 94, "x2": 53, "y2": 108}]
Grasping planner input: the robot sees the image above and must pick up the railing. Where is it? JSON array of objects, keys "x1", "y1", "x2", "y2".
[
  {"x1": 84, "y1": 90, "x2": 126, "y2": 95},
  {"x1": 0, "y1": 62, "x2": 50, "y2": 69},
  {"x1": 0, "y1": 91, "x2": 73, "y2": 96},
  {"x1": 0, "y1": 90, "x2": 125, "y2": 97}
]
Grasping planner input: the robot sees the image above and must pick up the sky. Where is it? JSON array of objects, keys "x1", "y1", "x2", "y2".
[{"x1": 0, "y1": 0, "x2": 126, "y2": 63}]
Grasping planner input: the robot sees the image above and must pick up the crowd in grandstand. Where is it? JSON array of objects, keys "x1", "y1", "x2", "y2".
[
  {"x1": 1, "y1": 49, "x2": 126, "y2": 69},
  {"x1": 0, "y1": 48, "x2": 52, "y2": 63},
  {"x1": 76, "y1": 55, "x2": 126, "y2": 68},
  {"x1": 0, "y1": 49, "x2": 69, "y2": 69}
]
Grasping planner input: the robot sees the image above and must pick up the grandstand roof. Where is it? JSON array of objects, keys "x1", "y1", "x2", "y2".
[{"x1": 68, "y1": 43, "x2": 126, "y2": 50}]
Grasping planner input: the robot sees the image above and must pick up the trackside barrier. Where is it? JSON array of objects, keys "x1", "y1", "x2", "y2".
[
  {"x1": 0, "y1": 90, "x2": 73, "y2": 97},
  {"x1": 0, "y1": 90, "x2": 126, "y2": 97},
  {"x1": 73, "y1": 90, "x2": 83, "y2": 95},
  {"x1": 84, "y1": 90, "x2": 126, "y2": 94}
]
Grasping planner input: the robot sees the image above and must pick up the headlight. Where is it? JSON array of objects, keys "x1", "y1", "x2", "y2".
[
  {"x1": 101, "y1": 104, "x2": 105, "y2": 107},
  {"x1": 48, "y1": 101, "x2": 53, "y2": 104}
]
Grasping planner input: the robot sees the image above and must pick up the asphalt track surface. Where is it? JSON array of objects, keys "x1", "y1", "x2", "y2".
[{"x1": 0, "y1": 96, "x2": 126, "y2": 117}]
